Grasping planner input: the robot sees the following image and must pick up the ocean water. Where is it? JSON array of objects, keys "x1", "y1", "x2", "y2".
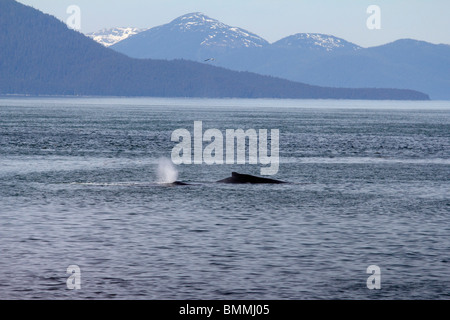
[{"x1": 0, "y1": 97, "x2": 449, "y2": 300}]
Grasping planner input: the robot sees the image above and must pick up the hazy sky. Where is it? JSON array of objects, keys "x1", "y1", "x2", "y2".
[{"x1": 17, "y1": 0, "x2": 450, "y2": 47}]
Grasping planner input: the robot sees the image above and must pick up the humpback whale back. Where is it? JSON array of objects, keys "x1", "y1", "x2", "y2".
[
  {"x1": 217, "y1": 172, "x2": 287, "y2": 184},
  {"x1": 160, "y1": 172, "x2": 287, "y2": 186}
]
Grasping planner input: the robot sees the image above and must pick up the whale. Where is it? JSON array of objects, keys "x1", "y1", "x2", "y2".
[
  {"x1": 216, "y1": 172, "x2": 287, "y2": 184},
  {"x1": 162, "y1": 172, "x2": 287, "y2": 186},
  {"x1": 171, "y1": 181, "x2": 191, "y2": 186},
  {"x1": 162, "y1": 181, "x2": 193, "y2": 186}
]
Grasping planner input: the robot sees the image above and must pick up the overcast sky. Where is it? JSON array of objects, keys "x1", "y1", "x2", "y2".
[{"x1": 17, "y1": 0, "x2": 450, "y2": 47}]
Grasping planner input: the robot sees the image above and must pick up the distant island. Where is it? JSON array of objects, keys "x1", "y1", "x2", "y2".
[{"x1": 0, "y1": 0, "x2": 430, "y2": 100}]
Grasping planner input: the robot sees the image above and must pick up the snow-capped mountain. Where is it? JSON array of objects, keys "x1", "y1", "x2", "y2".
[
  {"x1": 104, "y1": 12, "x2": 450, "y2": 99},
  {"x1": 168, "y1": 12, "x2": 268, "y2": 48},
  {"x1": 111, "y1": 12, "x2": 269, "y2": 60},
  {"x1": 273, "y1": 33, "x2": 361, "y2": 51},
  {"x1": 86, "y1": 27, "x2": 147, "y2": 47},
  {"x1": 110, "y1": 13, "x2": 363, "y2": 63}
]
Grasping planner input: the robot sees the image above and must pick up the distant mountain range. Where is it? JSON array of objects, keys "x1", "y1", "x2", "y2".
[
  {"x1": 112, "y1": 13, "x2": 270, "y2": 59},
  {"x1": 86, "y1": 27, "x2": 148, "y2": 47},
  {"x1": 105, "y1": 12, "x2": 450, "y2": 100},
  {"x1": 0, "y1": 1, "x2": 429, "y2": 100}
]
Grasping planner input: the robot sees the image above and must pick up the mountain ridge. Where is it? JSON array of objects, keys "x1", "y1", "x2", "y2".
[
  {"x1": 0, "y1": 1, "x2": 429, "y2": 100},
  {"x1": 108, "y1": 12, "x2": 449, "y2": 99},
  {"x1": 112, "y1": 12, "x2": 270, "y2": 61},
  {"x1": 272, "y1": 33, "x2": 361, "y2": 52},
  {"x1": 86, "y1": 27, "x2": 148, "y2": 47}
]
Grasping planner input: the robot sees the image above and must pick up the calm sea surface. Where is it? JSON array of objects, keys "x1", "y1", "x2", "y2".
[{"x1": 0, "y1": 97, "x2": 449, "y2": 299}]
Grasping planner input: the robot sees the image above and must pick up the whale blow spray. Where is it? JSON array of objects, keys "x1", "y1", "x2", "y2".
[{"x1": 157, "y1": 157, "x2": 178, "y2": 184}]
